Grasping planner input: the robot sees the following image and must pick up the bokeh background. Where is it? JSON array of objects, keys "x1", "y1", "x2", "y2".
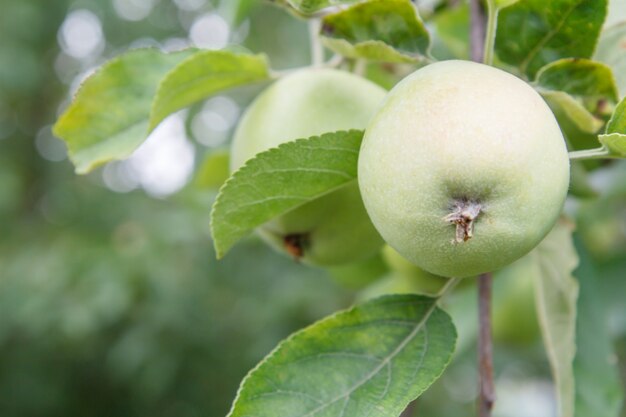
[{"x1": 0, "y1": 1, "x2": 624, "y2": 416}]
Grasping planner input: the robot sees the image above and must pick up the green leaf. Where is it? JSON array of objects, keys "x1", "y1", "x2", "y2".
[
  {"x1": 210, "y1": 130, "x2": 363, "y2": 258},
  {"x1": 53, "y1": 48, "x2": 195, "y2": 174},
  {"x1": 194, "y1": 149, "x2": 230, "y2": 190},
  {"x1": 532, "y1": 221, "x2": 579, "y2": 417},
  {"x1": 495, "y1": 0, "x2": 608, "y2": 78},
  {"x1": 227, "y1": 294, "x2": 457, "y2": 417},
  {"x1": 597, "y1": 133, "x2": 626, "y2": 157},
  {"x1": 431, "y1": 3, "x2": 469, "y2": 60},
  {"x1": 542, "y1": 90, "x2": 604, "y2": 134},
  {"x1": 535, "y1": 58, "x2": 618, "y2": 102},
  {"x1": 606, "y1": 95, "x2": 626, "y2": 134},
  {"x1": 320, "y1": 0, "x2": 430, "y2": 63},
  {"x1": 572, "y1": 236, "x2": 624, "y2": 417},
  {"x1": 599, "y1": 96, "x2": 626, "y2": 157},
  {"x1": 279, "y1": 0, "x2": 358, "y2": 15},
  {"x1": 149, "y1": 51, "x2": 270, "y2": 131}
]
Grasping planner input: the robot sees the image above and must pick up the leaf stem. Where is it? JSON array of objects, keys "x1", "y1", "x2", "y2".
[
  {"x1": 309, "y1": 19, "x2": 324, "y2": 67},
  {"x1": 478, "y1": 272, "x2": 495, "y2": 417},
  {"x1": 482, "y1": 0, "x2": 499, "y2": 65},
  {"x1": 568, "y1": 146, "x2": 611, "y2": 160},
  {"x1": 436, "y1": 277, "x2": 461, "y2": 299}
]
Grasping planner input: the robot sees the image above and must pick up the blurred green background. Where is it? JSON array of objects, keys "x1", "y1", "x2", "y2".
[{"x1": 0, "y1": 0, "x2": 624, "y2": 416}]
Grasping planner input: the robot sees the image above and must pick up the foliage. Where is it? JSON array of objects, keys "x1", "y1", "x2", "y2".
[{"x1": 3, "y1": 0, "x2": 626, "y2": 416}]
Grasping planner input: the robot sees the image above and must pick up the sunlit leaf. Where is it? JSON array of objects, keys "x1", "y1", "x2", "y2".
[
  {"x1": 210, "y1": 130, "x2": 363, "y2": 258},
  {"x1": 320, "y1": 0, "x2": 430, "y2": 62},
  {"x1": 53, "y1": 48, "x2": 195, "y2": 174},
  {"x1": 496, "y1": 0, "x2": 607, "y2": 78},
  {"x1": 149, "y1": 51, "x2": 270, "y2": 131},
  {"x1": 532, "y1": 221, "x2": 579, "y2": 417},
  {"x1": 227, "y1": 294, "x2": 456, "y2": 417}
]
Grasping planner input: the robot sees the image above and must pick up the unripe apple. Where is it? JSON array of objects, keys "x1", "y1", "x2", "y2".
[
  {"x1": 358, "y1": 60, "x2": 570, "y2": 278},
  {"x1": 231, "y1": 68, "x2": 387, "y2": 266}
]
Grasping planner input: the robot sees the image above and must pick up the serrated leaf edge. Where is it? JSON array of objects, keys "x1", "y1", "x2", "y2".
[
  {"x1": 209, "y1": 130, "x2": 364, "y2": 258},
  {"x1": 226, "y1": 294, "x2": 457, "y2": 417}
]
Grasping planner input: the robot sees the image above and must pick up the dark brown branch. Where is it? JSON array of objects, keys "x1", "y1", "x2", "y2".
[{"x1": 478, "y1": 272, "x2": 495, "y2": 417}]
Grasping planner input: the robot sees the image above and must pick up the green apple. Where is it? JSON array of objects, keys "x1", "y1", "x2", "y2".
[
  {"x1": 358, "y1": 60, "x2": 570, "y2": 278},
  {"x1": 381, "y1": 245, "x2": 449, "y2": 294},
  {"x1": 231, "y1": 68, "x2": 387, "y2": 266}
]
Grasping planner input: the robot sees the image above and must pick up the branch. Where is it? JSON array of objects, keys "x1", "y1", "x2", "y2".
[
  {"x1": 478, "y1": 272, "x2": 495, "y2": 417},
  {"x1": 469, "y1": 0, "x2": 486, "y2": 62}
]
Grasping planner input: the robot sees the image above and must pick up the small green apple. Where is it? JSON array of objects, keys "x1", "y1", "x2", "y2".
[
  {"x1": 358, "y1": 60, "x2": 570, "y2": 278},
  {"x1": 231, "y1": 68, "x2": 387, "y2": 266}
]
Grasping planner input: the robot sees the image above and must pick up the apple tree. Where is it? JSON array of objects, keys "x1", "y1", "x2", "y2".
[{"x1": 53, "y1": 0, "x2": 626, "y2": 416}]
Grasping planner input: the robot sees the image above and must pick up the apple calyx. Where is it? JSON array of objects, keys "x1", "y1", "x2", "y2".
[{"x1": 444, "y1": 199, "x2": 482, "y2": 243}]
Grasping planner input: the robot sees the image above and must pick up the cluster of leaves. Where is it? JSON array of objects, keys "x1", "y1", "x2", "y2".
[{"x1": 52, "y1": 0, "x2": 626, "y2": 416}]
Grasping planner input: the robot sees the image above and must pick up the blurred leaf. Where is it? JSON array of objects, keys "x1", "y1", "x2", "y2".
[
  {"x1": 320, "y1": 0, "x2": 430, "y2": 63},
  {"x1": 431, "y1": 3, "x2": 469, "y2": 60},
  {"x1": 495, "y1": 0, "x2": 607, "y2": 78},
  {"x1": 595, "y1": 22, "x2": 626, "y2": 99},
  {"x1": 149, "y1": 51, "x2": 270, "y2": 131},
  {"x1": 572, "y1": 236, "x2": 624, "y2": 417},
  {"x1": 541, "y1": 90, "x2": 604, "y2": 134},
  {"x1": 227, "y1": 294, "x2": 456, "y2": 417},
  {"x1": 211, "y1": 130, "x2": 362, "y2": 258},
  {"x1": 532, "y1": 221, "x2": 579, "y2": 417},
  {"x1": 195, "y1": 149, "x2": 231, "y2": 190},
  {"x1": 278, "y1": 0, "x2": 358, "y2": 15},
  {"x1": 54, "y1": 48, "x2": 195, "y2": 174}
]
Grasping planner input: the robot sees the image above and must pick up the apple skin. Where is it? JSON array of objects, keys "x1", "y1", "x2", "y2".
[
  {"x1": 231, "y1": 68, "x2": 387, "y2": 266},
  {"x1": 358, "y1": 60, "x2": 570, "y2": 278}
]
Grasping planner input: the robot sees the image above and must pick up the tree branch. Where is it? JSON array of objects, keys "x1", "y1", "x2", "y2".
[
  {"x1": 478, "y1": 272, "x2": 495, "y2": 417},
  {"x1": 469, "y1": 0, "x2": 486, "y2": 62}
]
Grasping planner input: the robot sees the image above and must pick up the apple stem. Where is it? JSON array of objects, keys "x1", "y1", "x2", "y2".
[{"x1": 478, "y1": 272, "x2": 496, "y2": 417}]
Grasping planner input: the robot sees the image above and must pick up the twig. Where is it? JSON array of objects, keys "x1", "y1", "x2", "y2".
[
  {"x1": 478, "y1": 272, "x2": 495, "y2": 417},
  {"x1": 469, "y1": 0, "x2": 486, "y2": 63}
]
